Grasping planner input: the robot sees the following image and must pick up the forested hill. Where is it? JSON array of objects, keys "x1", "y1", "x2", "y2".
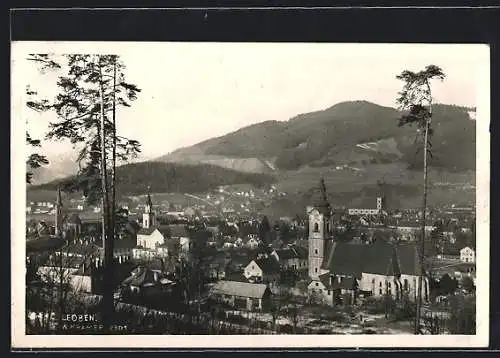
[
  {"x1": 34, "y1": 161, "x2": 277, "y2": 195},
  {"x1": 158, "y1": 101, "x2": 476, "y2": 172}
]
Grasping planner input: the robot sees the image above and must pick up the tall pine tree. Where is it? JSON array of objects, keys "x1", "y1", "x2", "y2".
[
  {"x1": 396, "y1": 65, "x2": 445, "y2": 334},
  {"x1": 28, "y1": 54, "x2": 141, "y2": 331}
]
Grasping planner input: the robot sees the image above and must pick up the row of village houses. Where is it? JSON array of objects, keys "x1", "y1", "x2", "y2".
[
  {"x1": 28, "y1": 187, "x2": 475, "y2": 313},
  {"x1": 32, "y1": 234, "x2": 476, "y2": 314},
  {"x1": 27, "y1": 210, "x2": 473, "y2": 252}
]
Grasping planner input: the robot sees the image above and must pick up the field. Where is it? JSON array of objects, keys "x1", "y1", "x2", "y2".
[
  {"x1": 275, "y1": 163, "x2": 475, "y2": 207},
  {"x1": 277, "y1": 163, "x2": 475, "y2": 192}
]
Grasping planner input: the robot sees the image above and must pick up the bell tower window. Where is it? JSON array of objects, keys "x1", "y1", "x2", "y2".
[{"x1": 313, "y1": 223, "x2": 319, "y2": 232}]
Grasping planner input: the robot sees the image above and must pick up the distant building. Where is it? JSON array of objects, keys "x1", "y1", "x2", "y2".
[
  {"x1": 271, "y1": 246, "x2": 308, "y2": 272},
  {"x1": 243, "y1": 236, "x2": 260, "y2": 249},
  {"x1": 120, "y1": 266, "x2": 174, "y2": 295},
  {"x1": 308, "y1": 273, "x2": 357, "y2": 306},
  {"x1": 244, "y1": 257, "x2": 280, "y2": 291},
  {"x1": 348, "y1": 195, "x2": 386, "y2": 216},
  {"x1": 460, "y1": 246, "x2": 475, "y2": 264},
  {"x1": 394, "y1": 220, "x2": 435, "y2": 241}
]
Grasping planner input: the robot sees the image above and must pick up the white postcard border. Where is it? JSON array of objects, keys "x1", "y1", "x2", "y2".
[{"x1": 11, "y1": 42, "x2": 490, "y2": 349}]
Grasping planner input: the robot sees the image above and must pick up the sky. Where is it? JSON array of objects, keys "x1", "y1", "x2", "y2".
[{"x1": 12, "y1": 42, "x2": 487, "y2": 163}]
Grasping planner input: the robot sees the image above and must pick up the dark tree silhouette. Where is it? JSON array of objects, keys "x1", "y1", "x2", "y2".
[
  {"x1": 396, "y1": 65, "x2": 445, "y2": 334},
  {"x1": 28, "y1": 53, "x2": 142, "y2": 332}
]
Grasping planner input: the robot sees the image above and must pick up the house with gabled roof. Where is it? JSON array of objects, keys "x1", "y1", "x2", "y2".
[
  {"x1": 460, "y1": 246, "x2": 475, "y2": 264},
  {"x1": 271, "y1": 245, "x2": 308, "y2": 272},
  {"x1": 210, "y1": 280, "x2": 271, "y2": 311},
  {"x1": 244, "y1": 256, "x2": 280, "y2": 292},
  {"x1": 120, "y1": 266, "x2": 174, "y2": 295},
  {"x1": 308, "y1": 272, "x2": 358, "y2": 306}
]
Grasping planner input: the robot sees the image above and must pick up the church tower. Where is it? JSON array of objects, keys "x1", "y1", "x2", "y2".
[
  {"x1": 308, "y1": 178, "x2": 333, "y2": 280},
  {"x1": 376, "y1": 181, "x2": 387, "y2": 213},
  {"x1": 376, "y1": 196, "x2": 383, "y2": 211},
  {"x1": 55, "y1": 186, "x2": 63, "y2": 236},
  {"x1": 142, "y1": 186, "x2": 155, "y2": 229}
]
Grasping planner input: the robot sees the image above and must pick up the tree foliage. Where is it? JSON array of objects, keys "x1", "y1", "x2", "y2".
[
  {"x1": 396, "y1": 65, "x2": 446, "y2": 160},
  {"x1": 25, "y1": 86, "x2": 49, "y2": 184},
  {"x1": 461, "y1": 276, "x2": 475, "y2": 293},
  {"x1": 448, "y1": 294, "x2": 476, "y2": 334},
  {"x1": 27, "y1": 54, "x2": 142, "y2": 205}
]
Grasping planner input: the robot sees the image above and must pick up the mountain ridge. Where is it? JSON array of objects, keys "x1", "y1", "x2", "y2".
[{"x1": 155, "y1": 100, "x2": 476, "y2": 173}]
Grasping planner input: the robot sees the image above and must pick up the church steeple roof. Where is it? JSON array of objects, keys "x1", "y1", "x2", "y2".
[
  {"x1": 146, "y1": 185, "x2": 153, "y2": 207},
  {"x1": 56, "y1": 185, "x2": 63, "y2": 207},
  {"x1": 313, "y1": 177, "x2": 331, "y2": 216}
]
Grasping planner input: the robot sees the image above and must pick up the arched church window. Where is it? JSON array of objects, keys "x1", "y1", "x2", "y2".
[
  {"x1": 404, "y1": 279, "x2": 409, "y2": 291},
  {"x1": 326, "y1": 222, "x2": 330, "y2": 232},
  {"x1": 313, "y1": 223, "x2": 319, "y2": 232}
]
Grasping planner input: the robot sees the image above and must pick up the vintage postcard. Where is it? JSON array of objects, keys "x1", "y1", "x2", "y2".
[{"x1": 11, "y1": 41, "x2": 489, "y2": 348}]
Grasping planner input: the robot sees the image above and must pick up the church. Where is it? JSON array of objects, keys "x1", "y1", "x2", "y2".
[
  {"x1": 134, "y1": 188, "x2": 191, "y2": 259},
  {"x1": 307, "y1": 178, "x2": 429, "y2": 307}
]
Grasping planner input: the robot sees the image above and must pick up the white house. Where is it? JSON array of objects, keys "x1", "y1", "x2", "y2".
[
  {"x1": 243, "y1": 257, "x2": 280, "y2": 292},
  {"x1": 460, "y1": 246, "x2": 475, "y2": 263},
  {"x1": 308, "y1": 273, "x2": 357, "y2": 306},
  {"x1": 136, "y1": 227, "x2": 167, "y2": 249},
  {"x1": 132, "y1": 244, "x2": 169, "y2": 260}
]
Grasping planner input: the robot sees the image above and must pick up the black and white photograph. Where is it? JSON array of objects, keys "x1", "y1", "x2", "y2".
[{"x1": 11, "y1": 41, "x2": 489, "y2": 348}]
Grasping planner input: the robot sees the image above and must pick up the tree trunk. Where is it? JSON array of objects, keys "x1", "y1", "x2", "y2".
[
  {"x1": 57, "y1": 251, "x2": 64, "y2": 331},
  {"x1": 99, "y1": 61, "x2": 112, "y2": 332},
  {"x1": 416, "y1": 82, "x2": 433, "y2": 334},
  {"x1": 111, "y1": 57, "x2": 117, "y2": 248}
]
